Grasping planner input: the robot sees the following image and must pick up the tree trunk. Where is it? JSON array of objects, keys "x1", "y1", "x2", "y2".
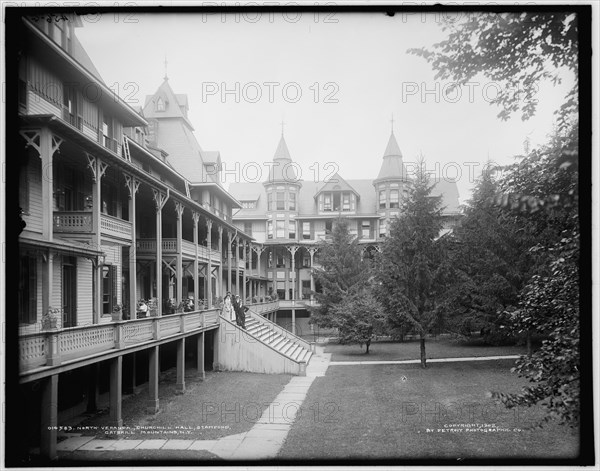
[
  {"x1": 420, "y1": 335, "x2": 427, "y2": 369},
  {"x1": 526, "y1": 330, "x2": 532, "y2": 358},
  {"x1": 365, "y1": 340, "x2": 370, "y2": 354}
]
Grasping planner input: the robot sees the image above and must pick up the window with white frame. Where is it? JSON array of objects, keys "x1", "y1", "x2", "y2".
[
  {"x1": 390, "y1": 189, "x2": 399, "y2": 208},
  {"x1": 302, "y1": 221, "x2": 311, "y2": 239},
  {"x1": 267, "y1": 220, "x2": 273, "y2": 239},
  {"x1": 342, "y1": 193, "x2": 351, "y2": 211},
  {"x1": 379, "y1": 219, "x2": 387, "y2": 237},
  {"x1": 361, "y1": 220, "x2": 371, "y2": 238},
  {"x1": 289, "y1": 220, "x2": 296, "y2": 239},
  {"x1": 379, "y1": 190, "x2": 387, "y2": 209},
  {"x1": 289, "y1": 191, "x2": 296, "y2": 211},
  {"x1": 276, "y1": 192, "x2": 285, "y2": 210},
  {"x1": 276, "y1": 220, "x2": 285, "y2": 238}
]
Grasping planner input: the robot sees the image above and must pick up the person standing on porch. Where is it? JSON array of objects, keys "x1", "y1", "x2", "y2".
[{"x1": 223, "y1": 292, "x2": 234, "y2": 321}]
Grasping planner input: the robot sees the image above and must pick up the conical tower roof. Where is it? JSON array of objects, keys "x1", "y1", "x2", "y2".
[
  {"x1": 375, "y1": 131, "x2": 410, "y2": 182},
  {"x1": 266, "y1": 134, "x2": 300, "y2": 184}
]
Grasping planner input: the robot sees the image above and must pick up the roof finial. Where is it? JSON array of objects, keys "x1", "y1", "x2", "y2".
[
  {"x1": 280, "y1": 119, "x2": 285, "y2": 136},
  {"x1": 164, "y1": 55, "x2": 169, "y2": 81},
  {"x1": 390, "y1": 113, "x2": 395, "y2": 134}
]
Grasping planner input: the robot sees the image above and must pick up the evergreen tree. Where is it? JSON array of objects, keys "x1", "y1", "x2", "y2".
[
  {"x1": 440, "y1": 170, "x2": 537, "y2": 346},
  {"x1": 310, "y1": 218, "x2": 369, "y2": 329},
  {"x1": 374, "y1": 161, "x2": 446, "y2": 368}
]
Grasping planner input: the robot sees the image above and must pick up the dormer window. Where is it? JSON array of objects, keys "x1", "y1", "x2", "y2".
[
  {"x1": 241, "y1": 200, "x2": 256, "y2": 209},
  {"x1": 156, "y1": 97, "x2": 165, "y2": 112}
]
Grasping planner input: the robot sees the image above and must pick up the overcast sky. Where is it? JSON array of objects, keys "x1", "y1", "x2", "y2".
[{"x1": 76, "y1": 10, "x2": 575, "y2": 204}]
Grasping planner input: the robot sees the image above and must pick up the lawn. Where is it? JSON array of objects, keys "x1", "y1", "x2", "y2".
[
  {"x1": 75, "y1": 368, "x2": 292, "y2": 442},
  {"x1": 278, "y1": 360, "x2": 579, "y2": 461},
  {"x1": 327, "y1": 337, "x2": 528, "y2": 362}
]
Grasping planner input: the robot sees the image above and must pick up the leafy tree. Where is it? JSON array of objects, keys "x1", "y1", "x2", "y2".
[
  {"x1": 374, "y1": 161, "x2": 446, "y2": 368},
  {"x1": 493, "y1": 231, "x2": 579, "y2": 426},
  {"x1": 329, "y1": 291, "x2": 386, "y2": 354},
  {"x1": 408, "y1": 12, "x2": 578, "y2": 125},
  {"x1": 410, "y1": 9, "x2": 583, "y2": 427},
  {"x1": 310, "y1": 218, "x2": 370, "y2": 329}
]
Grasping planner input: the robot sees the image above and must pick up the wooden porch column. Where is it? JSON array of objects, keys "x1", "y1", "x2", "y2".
[
  {"x1": 227, "y1": 231, "x2": 232, "y2": 294},
  {"x1": 147, "y1": 345, "x2": 160, "y2": 413},
  {"x1": 41, "y1": 250, "x2": 54, "y2": 326},
  {"x1": 197, "y1": 332, "x2": 205, "y2": 380},
  {"x1": 234, "y1": 239, "x2": 240, "y2": 297},
  {"x1": 109, "y1": 356, "x2": 123, "y2": 427},
  {"x1": 287, "y1": 245, "x2": 299, "y2": 301},
  {"x1": 206, "y1": 219, "x2": 213, "y2": 308},
  {"x1": 87, "y1": 154, "x2": 107, "y2": 323},
  {"x1": 242, "y1": 241, "x2": 247, "y2": 301},
  {"x1": 175, "y1": 201, "x2": 184, "y2": 307},
  {"x1": 125, "y1": 174, "x2": 140, "y2": 320},
  {"x1": 218, "y1": 226, "x2": 223, "y2": 297},
  {"x1": 152, "y1": 189, "x2": 169, "y2": 316},
  {"x1": 40, "y1": 374, "x2": 58, "y2": 460},
  {"x1": 309, "y1": 248, "x2": 318, "y2": 303},
  {"x1": 176, "y1": 338, "x2": 185, "y2": 394},
  {"x1": 192, "y1": 212, "x2": 200, "y2": 308}
]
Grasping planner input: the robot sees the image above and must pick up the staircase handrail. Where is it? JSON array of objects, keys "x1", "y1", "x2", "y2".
[
  {"x1": 246, "y1": 308, "x2": 312, "y2": 351},
  {"x1": 219, "y1": 314, "x2": 308, "y2": 365}
]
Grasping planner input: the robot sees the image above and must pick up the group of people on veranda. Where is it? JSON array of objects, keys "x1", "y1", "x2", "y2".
[{"x1": 222, "y1": 292, "x2": 249, "y2": 329}]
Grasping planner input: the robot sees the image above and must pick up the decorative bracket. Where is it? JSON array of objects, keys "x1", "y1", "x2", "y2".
[
  {"x1": 286, "y1": 245, "x2": 299, "y2": 256},
  {"x1": 124, "y1": 173, "x2": 140, "y2": 199},
  {"x1": 192, "y1": 211, "x2": 200, "y2": 226},
  {"x1": 152, "y1": 188, "x2": 169, "y2": 212},
  {"x1": 174, "y1": 200, "x2": 185, "y2": 220},
  {"x1": 206, "y1": 218, "x2": 213, "y2": 231},
  {"x1": 51, "y1": 135, "x2": 64, "y2": 157},
  {"x1": 86, "y1": 154, "x2": 108, "y2": 182},
  {"x1": 19, "y1": 130, "x2": 41, "y2": 156},
  {"x1": 252, "y1": 244, "x2": 265, "y2": 255}
]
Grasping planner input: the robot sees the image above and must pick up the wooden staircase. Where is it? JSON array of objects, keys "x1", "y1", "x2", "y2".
[{"x1": 244, "y1": 311, "x2": 313, "y2": 365}]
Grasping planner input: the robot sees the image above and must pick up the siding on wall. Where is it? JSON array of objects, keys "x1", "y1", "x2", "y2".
[
  {"x1": 77, "y1": 258, "x2": 93, "y2": 326},
  {"x1": 83, "y1": 124, "x2": 98, "y2": 142},
  {"x1": 27, "y1": 90, "x2": 61, "y2": 117},
  {"x1": 52, "y1": 257, "x2": 62, "y2": 329}
]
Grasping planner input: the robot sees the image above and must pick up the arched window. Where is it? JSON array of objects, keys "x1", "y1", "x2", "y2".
[{"x1": 156, "y1": 97, "x2": 165, "y2": 112}]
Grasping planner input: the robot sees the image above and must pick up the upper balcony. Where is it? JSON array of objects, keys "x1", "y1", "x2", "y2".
[
  {"x1": 136, "y1": 238, "x2": 221, "y2": 262},
  {"x1": 53, "y1": 212, "x2": 133, "y2": 240}
]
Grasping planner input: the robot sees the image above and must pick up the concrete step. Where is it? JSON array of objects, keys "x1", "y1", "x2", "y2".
[
  {"x1": 280, "y1": 342, "x2": 297, "y2": 356},
  {"x1": 272, "y1": 337, "x2": 289, "y2": 350},
  {"x1": 290, "y1": 346, "x2": 307, "y2": 362},
  {"x1": 260, "y1": 331, "x2": 281, "y2": 344}
]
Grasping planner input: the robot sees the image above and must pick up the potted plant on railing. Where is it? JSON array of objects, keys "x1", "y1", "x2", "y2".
[
  {"x1": 112, "y1": 304, "x2": 123, "y2": 322},
  {"x1": 42, "y1": 306, "x2": 61, "y2": 330}
]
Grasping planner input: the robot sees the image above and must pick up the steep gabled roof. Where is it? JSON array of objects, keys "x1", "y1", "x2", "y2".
[
  {"x1": 315, "y1": 173, "x2": 360, "y2": 198},
  {"x1": 143, "y1": 78, "x2": 194, "y2": 130}
]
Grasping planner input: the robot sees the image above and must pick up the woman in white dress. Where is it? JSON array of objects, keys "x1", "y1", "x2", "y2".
[{"x1": 223, "y1": 294, "x2": 234, "y2": 321}]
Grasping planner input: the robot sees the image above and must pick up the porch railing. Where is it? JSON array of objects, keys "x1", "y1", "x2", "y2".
[
  {"x1": 54, "y1": 211, "x2": 93, "y2": 233},
  {"x1": 19, "y1": 308, "x2": 220, "y2": 376},
  {"x1": 100, "y1": 213, "x2": 132, "y2": 239},
  {"x1": 137, "y1": 238, "x2": 221, "y2": 261}
]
